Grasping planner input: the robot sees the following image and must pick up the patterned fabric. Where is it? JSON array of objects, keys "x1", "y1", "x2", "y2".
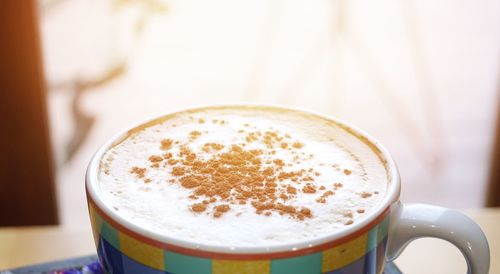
[
  {"x1": 49, "y1": 260, "x2": 103, "y2": 274},
  {"x1": 89, "y1": 201, "x2": 390, "y2": 274}
]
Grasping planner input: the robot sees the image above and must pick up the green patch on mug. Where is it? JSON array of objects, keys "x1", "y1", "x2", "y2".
[
  {"x1": 165, "y1": 250, "x2": 211, "y2": 274},
  {"x1": 100, "y1": 220, "x2": 120, "y2": 249}
]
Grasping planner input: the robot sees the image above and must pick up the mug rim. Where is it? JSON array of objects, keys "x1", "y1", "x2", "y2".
[{"x1": 85, "y1": 103, "x2": 401, "y2": 255}]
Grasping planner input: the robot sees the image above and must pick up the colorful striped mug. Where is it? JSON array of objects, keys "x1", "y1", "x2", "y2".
[{"x1": 86, "y1": 105, "x2": 490, "y2": 274}]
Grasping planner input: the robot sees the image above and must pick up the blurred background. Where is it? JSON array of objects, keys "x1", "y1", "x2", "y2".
[{"x1": 1, "y1": 0, "x2": 500, "y2": 229}]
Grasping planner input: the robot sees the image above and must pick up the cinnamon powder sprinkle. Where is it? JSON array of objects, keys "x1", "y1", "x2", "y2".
[
  {"x1": 134, "y1": 125, "x2": 348, "y2": 219},
  {"x1": 316, "y1": 190, "x2": 334, "y2": 203},
  {"x1": 343, "y1": 169, "x2": 352, "y2": 175},
  {"x1": 360, "y1": 192, "x2": 373, "y2": 198},
  {"x1": 130, "y1": 167, "x2": 146, "y2": 178},
  {"x1": 149, "y1": 155, "x2": 163, "y2": 162},
  {"x1": 189, "y1": 131, "x2": 202, "y2": 139},
  {"x1": 160, "y1": 139, "x2": 173, "y2": 150},
  {"x1": 202, "y1": 143, "x2": 225, "y2": 153},
  {"x1": 214, "y1": 204, "x2": 230, "y2": 216},
  {"x1": 191, "y1": 203, "x2": 207, "y2": 212},
  {"x1": 333, "y1": 182, "x2": 343, "y2": 189},
  {"x1": 172, "y1": 166, "x2": 186, "y2": 176},
  {"x1": 302, "y1": 185, "x2": 317, "y2": 193},
  {"x1": 177, "y1": 140, "x2": 315, "y2": 218},
  {"x1": 292, "y1": 142, "x2": 304, "y2": 149}
]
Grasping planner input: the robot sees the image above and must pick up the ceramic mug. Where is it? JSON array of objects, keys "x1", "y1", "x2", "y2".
[{"x1": 86, "y1": 105, "x2": 490, "y2": 274}]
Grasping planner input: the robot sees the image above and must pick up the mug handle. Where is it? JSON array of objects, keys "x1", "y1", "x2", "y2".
[{"x1": 386, "y1": 203, "x2": 490, "y2": 274}]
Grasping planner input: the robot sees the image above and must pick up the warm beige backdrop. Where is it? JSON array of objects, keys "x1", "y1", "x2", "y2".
[{"x1": 39, "y1": 0, "x2": 499, "y2": 231}]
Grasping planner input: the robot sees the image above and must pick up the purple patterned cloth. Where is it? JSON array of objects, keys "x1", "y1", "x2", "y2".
[{"x1": 50, "y1": 260, "x2": 103, "y2": 274}]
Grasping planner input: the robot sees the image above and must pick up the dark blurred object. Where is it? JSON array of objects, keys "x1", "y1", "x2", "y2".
[
  {"x1": 1, "y1": 255, "x2": 102, "y2": 274},
  {"x1": 487, "y1": 90, "x2": 500, "y2": 207},
  {"x1": 0, "y1": 1, "x2": 58, "y2": 225}
]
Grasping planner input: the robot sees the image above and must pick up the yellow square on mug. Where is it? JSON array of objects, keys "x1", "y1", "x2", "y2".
[{"x1": 118, "y1": 232, "x2": 165, "y2": 271}]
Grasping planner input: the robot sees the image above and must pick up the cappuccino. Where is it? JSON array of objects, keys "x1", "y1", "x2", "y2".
[{"x1": 98, "y1": 106, "x2": 388, "y2": 247}]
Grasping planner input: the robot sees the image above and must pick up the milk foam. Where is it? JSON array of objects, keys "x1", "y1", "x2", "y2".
[{"x1": 98, "y1": 107, "x2": 389, "y2": 247}]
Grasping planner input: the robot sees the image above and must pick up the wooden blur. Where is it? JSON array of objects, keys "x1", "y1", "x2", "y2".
[
  {"x1": 0, "y1": 0, "x2": 58, "y2": 225},
  {"x1": 487, "y1": 89, "x2": 500, "y2": 207}
]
